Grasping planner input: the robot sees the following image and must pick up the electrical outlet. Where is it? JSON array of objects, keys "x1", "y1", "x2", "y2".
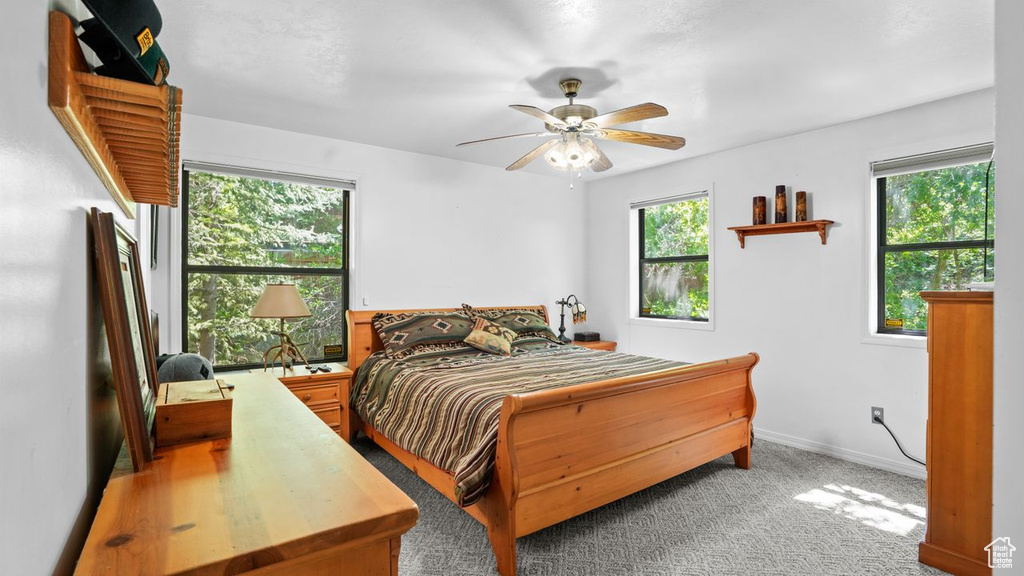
[{"x1": 871, "y1": 406, "x2": 884, "y2": 424}]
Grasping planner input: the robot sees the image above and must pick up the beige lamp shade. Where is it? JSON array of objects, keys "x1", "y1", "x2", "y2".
[{"x1": 250, "y1": 283, "x2": 311, "y2": 319}]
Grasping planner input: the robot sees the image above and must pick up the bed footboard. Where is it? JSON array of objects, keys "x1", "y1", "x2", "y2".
[
  {"x1": 485, "y1": 353, "x2": 759, "y2": 575},
  {"x1": 345, "y1": 308, "x2": 760, "y2": 576}
]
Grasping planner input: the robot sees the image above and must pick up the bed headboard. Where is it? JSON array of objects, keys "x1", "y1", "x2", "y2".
[{"x1": 346, "y1": 305, "x2": 549, "y2": 373}]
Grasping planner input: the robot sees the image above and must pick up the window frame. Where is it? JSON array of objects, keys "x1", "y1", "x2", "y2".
[
  {"x1": 635, "y1": 192, "x2": 712, "y2": 323},
  {"x1": 180, "y1": 164, "x2": 351, "y2": 370},
  {"x1": 874, "y1": 145, "x2": 994, "y2": 337}
]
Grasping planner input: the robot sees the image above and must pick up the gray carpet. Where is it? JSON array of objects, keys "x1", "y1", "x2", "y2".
[{"x1": 353, "y1": 437, "x2": 944, "y2": 575}]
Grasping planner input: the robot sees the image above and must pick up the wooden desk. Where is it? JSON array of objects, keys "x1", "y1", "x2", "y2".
[{"x1": 75, "y1": 372, "x2": 418, "y2": 575}]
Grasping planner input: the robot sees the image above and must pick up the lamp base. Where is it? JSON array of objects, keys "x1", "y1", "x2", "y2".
[{"x1": 262, "y1": 323, "x2": 310, "y2": 376}]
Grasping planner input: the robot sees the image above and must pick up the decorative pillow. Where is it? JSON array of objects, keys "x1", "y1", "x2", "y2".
[
  {"x1": 513, "y1": 327, "x2": 562, "y2": 344},
  {"x1": 462, "y1": 305, "x2": 551, "y2": 335},
  {"x1": 372, "y1": 311, "x2": 475, "y2": 359},
  {"x1": 392, "y1": 341, "x2": 478, "y2": 361},
  {"x1": 463, "y1": 318, "x2": 517, "y2": 356},
  {"x1": 511, "y1": 338, "x2": 566, "y2": 355}
]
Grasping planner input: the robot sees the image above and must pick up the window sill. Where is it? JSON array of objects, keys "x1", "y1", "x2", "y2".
[
  {"x1": 861, "y1": 332, "x2": 926, "y2": 349},
  {"x1": 629, "y1": 317, "x2": 715, "y2": 332}
]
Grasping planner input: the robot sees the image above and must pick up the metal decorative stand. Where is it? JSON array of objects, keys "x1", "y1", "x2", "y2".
[{"x1": 262, "y1": 318, "x2": 311, "y2": 376}]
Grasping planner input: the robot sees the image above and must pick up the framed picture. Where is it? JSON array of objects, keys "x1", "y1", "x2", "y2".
[{"x1": 90, "y1": 208, "x2": 160, "y2": 471}]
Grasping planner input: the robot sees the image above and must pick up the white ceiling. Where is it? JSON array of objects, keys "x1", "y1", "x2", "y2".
[{"x1": 159, "y1": 0, "x2": 993, "y2": 179}]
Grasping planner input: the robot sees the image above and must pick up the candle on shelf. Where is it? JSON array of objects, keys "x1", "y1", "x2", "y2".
[
  {"x1": 752, "y1": 196, "x2": 767, "y2": 225},
  {"x1": 796, "y1": 191, "x2": 807, "y2": 222},
  {"x1": 774, "y1": 185, "x2": 787, "y2": 224}
]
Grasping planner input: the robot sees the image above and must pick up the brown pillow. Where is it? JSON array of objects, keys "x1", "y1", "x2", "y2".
[{"x1": 463, "y1": 317, "x2": 517, "y2": 356}]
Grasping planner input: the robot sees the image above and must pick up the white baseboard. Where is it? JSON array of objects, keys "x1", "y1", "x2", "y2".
[{"x1": 753, "y1": 427, "x2": 927, "y2": 480}]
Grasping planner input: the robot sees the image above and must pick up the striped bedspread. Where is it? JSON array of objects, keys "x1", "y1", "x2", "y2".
[{"x1": 351, "y1": 344, "x2": 686, "y2": 506}]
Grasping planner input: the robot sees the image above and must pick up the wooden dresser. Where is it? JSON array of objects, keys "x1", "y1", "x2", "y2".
[
  {"x1": 573, "y1": 340, "x2": 617, "y2": 351},
  {"x1": 75, "y1": 371, "x2": 418, "y2": 575},
  {"x1": 919, "y1": 291, "x2": 993, "y2": 576},
  {"x1": 273, "y1": 363, "x2": 351, "y2": 434}
]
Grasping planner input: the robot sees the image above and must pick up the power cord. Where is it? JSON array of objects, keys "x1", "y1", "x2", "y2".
[{"x1": 873, "y1": 416, "x2": 925, "y2": 466}]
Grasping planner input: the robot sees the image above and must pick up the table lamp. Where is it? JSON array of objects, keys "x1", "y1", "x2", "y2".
[
  {"x1": 555, "y1": 294, "x2": 587, "y2": 343},
  {"x1": 250, "y1": 283, "x2": 311, "y2": 375}
]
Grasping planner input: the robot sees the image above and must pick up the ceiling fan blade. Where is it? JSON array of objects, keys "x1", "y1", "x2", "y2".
[
  {"x1": 597, "y1": 128, "x2": 686, "y2": 150},
  {"x1": 509, "y1": 105, "x2": 566, "y2": 128},
  {"x1": 456, "y1": 132, "x2": 549, "y2": 147},
  {"x1": 582, "y1": 139, "x2": 613, "y2": 172},
  {"x1": 585, "y1": 102, "x2": 668, "y2": 128},
  {"x1": 506, "y1": 139, "x2": 560, "y2": 171}
]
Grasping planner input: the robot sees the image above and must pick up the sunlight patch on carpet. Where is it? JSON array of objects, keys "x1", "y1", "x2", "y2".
[{"x1": 793, "y1": 483, "x2": 925, "y2": 535}]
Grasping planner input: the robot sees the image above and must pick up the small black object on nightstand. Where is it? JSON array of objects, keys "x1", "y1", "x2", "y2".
[{"x1": 574, "y1": 331, "x2": 600, "y2": 342}]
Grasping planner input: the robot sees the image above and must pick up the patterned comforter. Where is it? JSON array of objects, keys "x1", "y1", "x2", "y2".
[{"x1": 351, "y1": 343, "x2": 686, "y2": 506}]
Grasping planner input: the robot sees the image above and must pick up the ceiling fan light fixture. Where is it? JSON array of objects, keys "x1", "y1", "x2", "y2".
[
  {"x1": 545, "y1": 134, "x2": 597, "y2": 172},
  {"x1": 580, "y1": 137, "x2": 597, "y2": 164},
  {"x1": 565, "y1": 144, "x2": 587, "y2": 170},
  {"x1": 545, "y1": 143, "x2": 569, "y2": 170}
]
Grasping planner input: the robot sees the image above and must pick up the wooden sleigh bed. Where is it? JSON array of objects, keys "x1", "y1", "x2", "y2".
[{"x1": 343, "y1": 306, "x2": 758, "y2": 576}]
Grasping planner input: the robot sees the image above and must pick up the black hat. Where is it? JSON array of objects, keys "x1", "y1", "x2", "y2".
[{"x1": 77, "y1": 0, "x2": 168, "y2": 85}]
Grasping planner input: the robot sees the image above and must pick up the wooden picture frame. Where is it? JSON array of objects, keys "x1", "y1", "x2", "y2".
[{"x1": 90, "y1": 208, "x2": 160, "y2": 471}]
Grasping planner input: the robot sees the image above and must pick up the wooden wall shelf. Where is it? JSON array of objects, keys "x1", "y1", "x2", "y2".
[
  {"x1": 727, "y1": 220, "x2": 834, "y2": 248},
  {"x1": 48, "y1": 11, "x2": 182, "y2": 218}
]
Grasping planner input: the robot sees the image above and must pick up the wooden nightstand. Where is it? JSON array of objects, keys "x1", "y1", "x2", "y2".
[
  {"x1": 272, "y1": 363, "x2": 351, "y2": 435},
  {"x1": 573, "y1": 340, "x2": 617, "y2": 352}
]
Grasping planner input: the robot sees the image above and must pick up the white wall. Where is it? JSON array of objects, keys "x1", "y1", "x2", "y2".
[
  {"x1": 0, "y1": 2, "x2": 154, "y2": 574},
  {"x1": 994, "y1": 0, "x2": 1023, "y2": 564},
  {"x1": 151, "y1": 114, "x2": 584, "y2": 355},
  {"x1": 0, "y1": 5, "x2": 1009, "y2": 575},
  {"x1": 584, "y1": 90, "x2": 994, "y2": 477}
]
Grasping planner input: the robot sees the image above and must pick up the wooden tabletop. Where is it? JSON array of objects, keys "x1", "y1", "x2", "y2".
[
  {"x1": 920, "y1": 290, "x2": 994, "y2": 303},
  {"x1": 572, "y1": 340, "x2": 617, "y2": 351},
  {"x1": 75, "y1": 372, "x2": 418, "y2": 575},
  {"x1": 270, "y1": 362, "x2": 351, "y2": 382}
]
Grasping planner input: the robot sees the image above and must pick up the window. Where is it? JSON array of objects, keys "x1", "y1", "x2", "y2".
[
  {"x1": 874, "y1": 144, "x2": 994, "y2": 335},
  {"x1": 182, "y1": 164, "x2": 350, "y2": 368},
  {"x1": 637, "y1": 193, "x2": 710, "y2": 321}
]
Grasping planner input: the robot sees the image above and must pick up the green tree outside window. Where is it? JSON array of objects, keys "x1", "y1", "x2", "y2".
[
  {"x1": 878, "y1": 160, "x2": 994, "y2": 334},
  {"x1": 639, "y1": 196, "x2": 710, "y2": 320},
  {"x1": 184, "y1": 170, "x2": 349, "y2": 367}
]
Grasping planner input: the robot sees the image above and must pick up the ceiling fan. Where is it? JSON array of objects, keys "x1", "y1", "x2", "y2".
[{"x1": 457, "y1": 78, "x2": 686, "y2": 174}]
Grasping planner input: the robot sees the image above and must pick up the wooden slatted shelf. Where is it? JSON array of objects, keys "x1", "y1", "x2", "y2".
[
  {"x1": 48, "y1": 11, "x2": 182, "y2": 218},
  {"x1": 727, "y1": 219, "x2": 834, "y2": 248}
]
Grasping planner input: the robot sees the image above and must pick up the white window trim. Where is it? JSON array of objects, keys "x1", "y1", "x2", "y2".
[
  {"x1": 626, "y1": 185, "x2": 716, "y2": 332},
  {"x1": 859, "y1": 135, "x2": 993, "y2": 349},
  {"x1": 862, "y1": 165, "x2": 926, "y2": 349}
]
